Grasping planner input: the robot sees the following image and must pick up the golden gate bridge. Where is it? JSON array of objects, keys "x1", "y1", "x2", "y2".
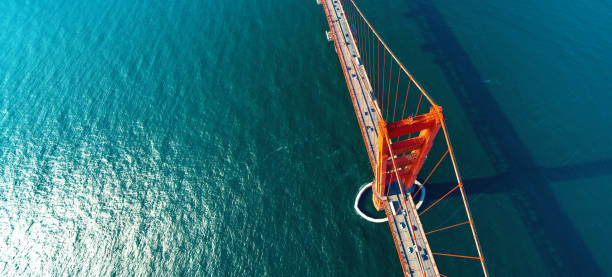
[{"x1": 319, "y1": 0, "x2": 488, "y2": 276}]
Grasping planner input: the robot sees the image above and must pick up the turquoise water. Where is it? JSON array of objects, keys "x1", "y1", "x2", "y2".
[{"x1": 1, "y1": 0, "x2": 611, "y2": 276}]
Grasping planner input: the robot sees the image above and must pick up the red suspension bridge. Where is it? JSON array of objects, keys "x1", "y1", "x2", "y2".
[{"x1": 319, "y1": 0, "x2": 488, "y2": 276}]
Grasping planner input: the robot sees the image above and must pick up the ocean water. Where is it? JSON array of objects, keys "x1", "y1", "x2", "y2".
[{"x1": 0, "y1": 0, "x2": 611, "y2": 276}]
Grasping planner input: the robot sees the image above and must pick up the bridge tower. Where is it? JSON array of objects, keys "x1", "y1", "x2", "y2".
[{"x1": 373, "y1": 106, "x2": 443, "y2": 210}]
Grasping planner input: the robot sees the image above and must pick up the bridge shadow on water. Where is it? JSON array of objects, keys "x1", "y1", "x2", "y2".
[{"x1": 402, "y1": 0, "x2": 609, "y2": 275}]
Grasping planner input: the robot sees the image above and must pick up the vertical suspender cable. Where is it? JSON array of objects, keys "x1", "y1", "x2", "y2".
[
  {"x1": 392, "y1": 66, "x2": 401, "y2": 122},
  {"x1": 422, "y1": 150, "x2": 448, "y2": 187},
  {"x1": 371, "y1": 28, "x2": 375, "y2": 99},
  {"x1": 386, "y1": 58, "x2": 393, "y2": 120},
  {"x1": 355, "y1": 12, "x2": 359, "y2": 46},
  {"x1": 401, "y1": 80, "x2": 411, "y2": 120},
  {"x1": 411, "y1": 150, "x2": 448, "y2": 202},
  {"x1": 366, "y1": 20, "x2": 370, "y2": 84},
  {"x1": 355, "y1": 14, "x2": 363, "y2": 49},
  {"x1": 415, "y1": 93, "x2": 423, "y2": 116},
  {"x1": 382, "y1": 50, "x2": 386, "y2": 118},
  {"x1": 376, "y1": 40, "x2": 379, "y2": 101},
  {"x1": 366, "y1": 24, "x2": 369, "y2": 89}
]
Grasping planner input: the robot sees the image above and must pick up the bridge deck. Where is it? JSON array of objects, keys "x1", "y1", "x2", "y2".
[
  {"x1": 386, "y1": 193, "x2": 439, "y2": 277},
  {"x1": 322, "y1": 0, "x2": 440, "y2": 276},
  {"x1": 323, "y1": 0, "x2": 379, "y2": 170}
]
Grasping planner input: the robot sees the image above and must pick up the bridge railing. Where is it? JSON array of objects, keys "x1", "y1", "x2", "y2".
[{"x1": 336, "y1": 0, "x2": 489, "y2": 276}]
